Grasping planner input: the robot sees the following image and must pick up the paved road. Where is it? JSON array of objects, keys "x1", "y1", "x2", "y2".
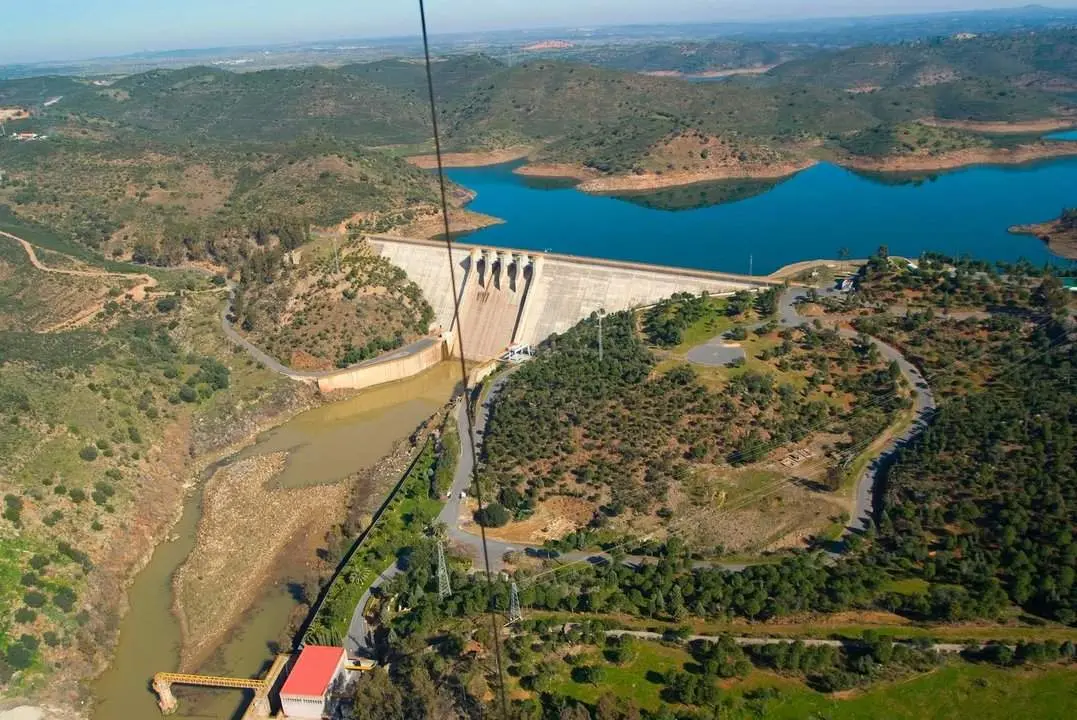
[
  {"x1": 439, "y1": 378, "x2": 520, "y2": 573},
  {"x1": 217, "y1": 283, "x2": 440, "y2": 382},
  {"x1": 776, "y1": 287, "x2": 937, "y2": 535},
  {"x1": 345, "y1": 378, "x2": 515, "y2": 657},
  {"x1": 344, "y1": 564, "x2": 402, "y2": 655}
]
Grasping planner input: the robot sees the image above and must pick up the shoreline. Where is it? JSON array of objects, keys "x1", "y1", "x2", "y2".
[
  {"x1": 512, "y1": 160, "x2": 817, "y2": 193},
  {"x1": 86, "y1": 391, "x2": 320, "y2": 717},
  {"x1": 406, "y1": 146, "x2": 533, "y2": 169},
  {"x1": 1009, "y1": 219, "x2": 1077, "y2": 261},
  {"x1": 506, "y1": 141, "x2": 1077, "y2": 195},
  {"x1": 837, "y1": 142, "x2": 1077, "y2": 173}
]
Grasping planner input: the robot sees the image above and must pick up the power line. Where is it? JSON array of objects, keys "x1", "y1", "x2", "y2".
[{"x1": 416, "y1": 1, "x2": 510, "y2": 716}]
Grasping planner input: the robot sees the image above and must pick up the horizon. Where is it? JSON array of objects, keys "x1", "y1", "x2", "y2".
[{"x1": 5, "y1": 1, "x2": 1077, "y2": 66}]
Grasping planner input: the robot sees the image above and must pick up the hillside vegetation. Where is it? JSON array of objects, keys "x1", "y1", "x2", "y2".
[
  {"x1": 479, "y1": 293, "x2": 906, "y2": 550},
  {"x1": 770, "y1": 29, "x2": 1077, "y2": 92},
  {"x1": 0, "y1": 222, "x2": 299, "y2": 691},
  {"x1": 4, "y1": 31, "x2": 1075, "y2": 219},
  {"x1": 233, "y1": 237, "x2": 434, "y2": 370}
]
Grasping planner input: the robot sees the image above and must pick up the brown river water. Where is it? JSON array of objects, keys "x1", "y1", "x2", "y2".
[{"x1": 91, "y1": 363, "x2": 461, "y2": 720}]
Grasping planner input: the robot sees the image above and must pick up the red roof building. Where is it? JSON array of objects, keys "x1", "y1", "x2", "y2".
[{"x1": 280, "y1": 645, "x2": 347, "y2": 719}]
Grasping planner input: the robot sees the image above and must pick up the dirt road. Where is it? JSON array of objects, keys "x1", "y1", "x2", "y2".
[{"x1": 1, "y1": 229, "x2": 158, "y2": 331}]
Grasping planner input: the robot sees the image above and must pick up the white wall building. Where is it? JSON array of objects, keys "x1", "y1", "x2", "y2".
[{"x1": 279, "y1": 645, "x2": 347, "y2": 719}]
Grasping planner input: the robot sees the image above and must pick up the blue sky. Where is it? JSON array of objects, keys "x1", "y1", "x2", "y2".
[{"x1": 4, "y1": 1, "x2": 1077, "y2": 64}]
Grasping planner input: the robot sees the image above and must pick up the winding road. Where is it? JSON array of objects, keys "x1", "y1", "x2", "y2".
[
  {"x1": 1, "y1": 229, "x2": 158, "y2": 331},
  {"x1": 217, "y1": 284, "x2": 441, "y2": 382},
  {"x1": 342, "y1": 285, "x2": 939, "y2": 657},
  {"x1": 776, "y1": 287, "x2": 937, "y2": 534}
]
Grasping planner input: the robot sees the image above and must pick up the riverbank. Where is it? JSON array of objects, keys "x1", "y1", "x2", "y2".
[
  {"x1": 389, "y1": 205, "x2": 504, "y2": 238},
  {"x1": 1009, "y1": 216, "x2": 1077, "y2": 260},
  {"x1": 172, "y1": 453, "x2": 349, "y2": 669},
  {"x1": 838, "y1": 141, "x2": 1077, "y2": 173},
  {"x1": 406, "y1": 146, "x2": 533, "y2": 169},
  {"x1": 455, "y1": 137, "x2": 1077, "y2": 197}
]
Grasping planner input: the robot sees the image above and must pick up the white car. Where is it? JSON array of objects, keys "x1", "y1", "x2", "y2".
[{"x1": 459, "y1": 490, "x2": 467, "y2": 499}]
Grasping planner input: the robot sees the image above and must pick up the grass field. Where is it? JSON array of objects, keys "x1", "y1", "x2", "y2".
[
  {"x1": 549, "y1": 641, "x2": 691, "y2": 710},
  {"x1": 544, "y1": 636, "x2": 1077, "y2": 718},
  {"x1": 737, "y1": 663, "x2": 1077, "y2": 720}
]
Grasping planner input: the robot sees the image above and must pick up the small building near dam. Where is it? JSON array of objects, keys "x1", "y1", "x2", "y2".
[{"x1": 279, "y1": 645, "x2": 347, "y2": 718}]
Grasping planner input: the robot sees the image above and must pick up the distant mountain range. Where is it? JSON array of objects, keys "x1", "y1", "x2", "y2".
[{"x1": 4, "y1": 5, "x2": 1077, "y2": 80}]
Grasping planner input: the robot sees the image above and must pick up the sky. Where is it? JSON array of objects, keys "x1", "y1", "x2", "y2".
[{"x1": 4, "y1": 0, "x2": 1077, "y2": 64}]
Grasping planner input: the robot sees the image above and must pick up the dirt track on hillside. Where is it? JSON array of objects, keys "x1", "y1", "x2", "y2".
[{"x1": 0, "y1": 230, "x2": 158, "y2": 331}]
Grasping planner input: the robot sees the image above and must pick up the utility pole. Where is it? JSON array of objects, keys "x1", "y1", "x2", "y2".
[
  {"x1": 506, "y1": 581, "x2": 523, "y2": 625},
  {"x1": 332, "y1": 236, "x2": 341, "y2": 275},
  {"x1": 437, "y1": 539, "x2": 452, "y2": 600},
  {"x1": 597, "y1": 308, "x2": 606, "y2": 362},
  {"x1": 749, "y1": 254, "x2": 754, "y2": 277}
]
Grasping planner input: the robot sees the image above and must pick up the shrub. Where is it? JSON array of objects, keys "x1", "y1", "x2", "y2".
[
  {"x1": 69, "y1": 488, "x2": 87, "y2": 503},
  {"x1": 178, "y1": 385, "x2": 198, "y2": 403},
  {"x1": 155, "y1": 296, "x2": 179, "y2": 313},
  {"x1": 5, "y1": 643, "x2": 34, "y2": 670},
  {"x1": 53, "y1": 587, "x2": 77, "y2": 612},
  {"x1": 475, "y1": 502, "x2": 511, "y2": 528},
  {"x1": 14, "y1": 608, "x2": 36, "y2": 624},
  {"x1": 23, "y1": 591, "x2": 46, "y2": 608},
  {"x1": 79, "y1": 446, "x2": 99, "y2": 461}
]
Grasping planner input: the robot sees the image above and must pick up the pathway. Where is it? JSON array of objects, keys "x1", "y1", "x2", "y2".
[
  {"x1": 216, "y1": 284, "x2": 441, "y2": 382},
  {"x1": 776, "y1": 287, "x2": 937, "y2": 534},
  {"x1": 605, "y1": 629, "x2": 982, "y2": 654}
]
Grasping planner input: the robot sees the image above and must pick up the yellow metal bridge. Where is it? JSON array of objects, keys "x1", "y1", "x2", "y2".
[
  {"x1": 152, "y1": 671, "x2": 269, "y2": 691},
  {"x1": 152, "y1": 655, "x2": 289, "y2": 717}
]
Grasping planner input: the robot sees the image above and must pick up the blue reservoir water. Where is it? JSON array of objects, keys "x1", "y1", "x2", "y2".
[
  {"x1": 1048, "y1": 130, "x2": 1077, "y2": 141},
  {"x1": 445, "y1": 159, "x2": 1077, "y2": 275}
]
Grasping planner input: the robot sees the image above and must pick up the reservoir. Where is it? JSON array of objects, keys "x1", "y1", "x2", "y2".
[{"x1": 446, "y1": 159, "x2": 1077, "y2": 275}]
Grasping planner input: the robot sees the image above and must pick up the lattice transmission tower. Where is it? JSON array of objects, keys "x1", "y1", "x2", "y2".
[
  {"x1": 437, "y1": 539, "x2": 452, "y2": 599},
  {"x1": 506, "y1": 581, "x2": 523, "y2": 626}
]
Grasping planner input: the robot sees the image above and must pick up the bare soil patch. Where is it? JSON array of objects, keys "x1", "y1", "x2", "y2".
[
  {"x1": 389, "y1": 206, "x2": 505, "y2": 239},
  {"x1": 407, "y1": 146, "x2": 533, "y2": 169},
  {"x1": 475, "y1": 496, "x2": 594, "y2": 544},
  {"x1": 839, "y1": 142, "x2": 1077, "y2": 172},
  {"x1": 921, "y1": 117, "x2": 1077, "y2": 134},
  {"x1": 173, "y1": 453, "x2": 349, "y2": 669}
]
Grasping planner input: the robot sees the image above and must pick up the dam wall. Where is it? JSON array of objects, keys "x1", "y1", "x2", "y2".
[
  {"x1": 316, "y1": 337, "x2": 445, "y2": 393},
  {"x1": 369, "y1": 235, "x2": 778, "y2": 362}
]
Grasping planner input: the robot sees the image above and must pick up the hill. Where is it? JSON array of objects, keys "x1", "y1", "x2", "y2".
[
  {"x1": 770, "y1": 28, "x2": 1077, "y2": 92},
  {"x1": 525, "y1": 40, "x2": 813, "y2": 76},
  {"x1": 232, "y1": 236, "x2": 434, "y2": 370}
]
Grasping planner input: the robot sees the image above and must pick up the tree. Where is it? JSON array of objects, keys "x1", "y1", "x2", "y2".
[
  {"x1": 351, "y1": 669, "x2": 404, "y2": 720},
  {"x1": 475, "y1": 502, "x2": 511, "y2": 528}
]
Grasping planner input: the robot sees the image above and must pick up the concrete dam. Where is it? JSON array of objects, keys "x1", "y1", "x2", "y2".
[{"x1": 371, "y1": 235, "x2": 780, "y2": 362}]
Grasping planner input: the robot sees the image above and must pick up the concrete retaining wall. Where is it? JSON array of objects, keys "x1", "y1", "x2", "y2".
[{"x1": 316, "y1": 339, "x2": 445, "y2": 393}]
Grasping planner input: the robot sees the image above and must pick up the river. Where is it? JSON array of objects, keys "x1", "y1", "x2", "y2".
[
  {"x1": 92, "y1": 363, "x2": 461, "y2": 720},
  {"x1": 446, "y1": 157, "x2": 1077, "y2": 274}
]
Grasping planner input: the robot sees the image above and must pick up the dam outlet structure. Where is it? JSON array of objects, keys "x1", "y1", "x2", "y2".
[{"x1": 370, "y1": 235, "x2": 780, "y2": 362}]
